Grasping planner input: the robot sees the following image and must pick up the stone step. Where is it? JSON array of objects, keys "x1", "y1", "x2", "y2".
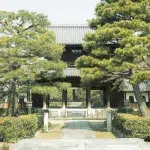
[{"x1": 12, "y1": 139, "x2": 148, "y2": 150}]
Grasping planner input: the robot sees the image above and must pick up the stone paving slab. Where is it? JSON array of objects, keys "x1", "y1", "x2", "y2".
[
  {"x1": 12, "y1": 139, "x2": 85, "y2": 150},
  {"x1": 85, "y1": 139, "x2": 148, "y2": 150},
  {"x1": 73, "y1": 121, "x2": 81, "y2": 130},
  {"x1": 63, "y1": 120, "x2": 92, "y2": 131},
  {"x1": 62, "y1": 120, "x2": 95, "y2": 139},
  {"x1": 62, "y1": 130, "x2": 95, "y2": 139},
  {"x1": 12, "y1": 139, "x2": 149, "y2": 150}
]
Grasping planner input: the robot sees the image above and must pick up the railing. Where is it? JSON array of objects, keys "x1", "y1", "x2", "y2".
[
  {"x1": 66, "y1": 109, "x2": 87, "y2": 117},
  {"x1": 66, "y1": 102, "x2": 86, "y2": 108},
  {"x1": 48, "y1": 108, "x2": 110, "y2": 118}
]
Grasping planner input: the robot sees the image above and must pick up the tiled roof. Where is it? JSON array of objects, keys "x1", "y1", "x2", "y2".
[
  {"x1": 50, "y1": 25, "x2": 93, "y2": 44},
  {"x1": 120, "y1": 80, "x2": 150, "y2": 92},
  {"x1": 64, "y1": 68, "x2": 80, "y2": 77}
]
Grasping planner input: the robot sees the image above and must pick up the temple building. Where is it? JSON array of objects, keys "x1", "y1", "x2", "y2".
[
  {"x1": 32, "y1": 25, "x2": 150, "y2": 118},
  {"x1": 1, "y1": 25, "x2": 150, "y2": 117}
]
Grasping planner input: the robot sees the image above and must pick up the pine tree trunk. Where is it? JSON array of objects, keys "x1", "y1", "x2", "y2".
[
  {"x1": 48, "y1": 94, "x2": 50, "y2": 107},
  {"x1": 11, "y1": 81, "x2": 18, "y2": 116},
  {"x1": 132, "y1": 84, "x2": 149, "y2": 117},
  {"x1": 7, "y1": 92, "x2": 13, "y2": 116}
]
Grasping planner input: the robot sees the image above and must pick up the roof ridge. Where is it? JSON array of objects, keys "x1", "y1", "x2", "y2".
[{"x1": 50, "y1": 24, "x2": 89, "y2": 27}]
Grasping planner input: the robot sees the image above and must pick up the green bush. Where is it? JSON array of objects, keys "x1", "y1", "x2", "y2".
[
  {"x1": 0, "y1": 108, "x2": 7, "y2": 116},
  {"x1": 0, "y1": 114, "x2": 39, "y2": 142},
  {"x1": 113, "y1": 113, "x2": 150, "y2": 141},
  {"x1": 32, "y1": 108, "x2": 43, "y2": 115},
  {"x1": 37, "y1": 115, "x2": 43, "y2": 129}
]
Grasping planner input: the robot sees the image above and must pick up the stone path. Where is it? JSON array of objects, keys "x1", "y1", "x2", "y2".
[
  {"x1": 63, "y1": 120, "x2": 93, "y2": 139},
  {"x1": 62, "y1": 120, "x2": 107, "y2": 139},
  {"x1": 12, "y1": 120, "x2": 150, "y2": 150},
  {"x1": 12, "y1": 139, "x2": 149, "y2": 150}
]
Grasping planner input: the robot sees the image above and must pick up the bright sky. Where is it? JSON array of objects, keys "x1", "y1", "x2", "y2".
[{"x1": 0, "y1": 0, "x2": 99, "y2": 25}]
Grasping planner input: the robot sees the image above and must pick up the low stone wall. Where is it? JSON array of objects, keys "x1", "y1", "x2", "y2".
[
  {"x1": 89, "y1": 108, "x2": 107, "y2": 118},
  {"x1": 48, "y1": 108, "x2": 108, "y2": 118},
  {"x1": 48, "y1": 108, "x2": 65, "y2": 118}
]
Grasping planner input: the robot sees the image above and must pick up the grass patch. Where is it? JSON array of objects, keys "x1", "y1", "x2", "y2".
[
  {"x1": 0, "y1": 143, "x2": 10, "y2": 150},
  {"x1": 35, "y1": 123, "x2": 64, "y2": 139},
  {"x1": 95, "y1": 132, "x2": 116, "y2": 139},
  {"x1": 35, "y1": 131, "x2": 62, "y2": 139},
  {"x1": 48, "y1": 123, "x2": 64, "y2": 131}
]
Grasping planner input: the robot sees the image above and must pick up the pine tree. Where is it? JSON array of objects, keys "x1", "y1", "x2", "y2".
[
  {"x1": 0, "y1": 10, "x2": 66, "y2": 116},
  {"x1": 75, "y1": 0, "x2": 150, "y2": 116}
]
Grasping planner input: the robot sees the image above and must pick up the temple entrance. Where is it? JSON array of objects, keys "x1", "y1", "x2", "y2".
[
  {"x1": 49, "y1": 89, "x2": 62, "y2": 108},
  {"x1": 31, "y1": 88, "x2": 108, "y2": 118},
  {"x1": 32, "y1": 94, "x2": 43, "y2": 108},
  {"x1": 91, "y1": 90, "x2": 104, "y2": 108},
  {"x1": 67, "y1": 88, "x2": 86, "y2": 108}
]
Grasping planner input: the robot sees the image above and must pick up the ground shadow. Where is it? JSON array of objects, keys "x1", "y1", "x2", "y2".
[
  {"x1": 88, "y1": 121, "x2": 107, "y2": 132},
  {"x1": 63, "y1": 120, "x2": 107, "y2": 131}
]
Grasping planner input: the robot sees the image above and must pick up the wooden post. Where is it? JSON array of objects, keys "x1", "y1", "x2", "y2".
[
  {"x1": 48, "y1": 94, "x2": 50, "y2": 107},
  {"x1": 86, "y1": 87, "x2": 91, "y2": 109},
  {"x1": 62, "y1": 89, "x2": 67, "y2": 108},
  {"x1": 62, "y1": 90, "x2": 65, "y2": 108},
  {"x1": 73, "y1": 89, "x2": 76, "y2": 102},
  {"x1": 43, "y1": 94, "x2": 47, "y2": 109},
  {"x1": 65, "y1": 89, "x2": 67, "y2": 107},
  {"x1": 106, "y1": 87, "x2": 111, "y2": 109},
  {"x1": 62, "y1": 89, "x2": 67, "y2": 117}
]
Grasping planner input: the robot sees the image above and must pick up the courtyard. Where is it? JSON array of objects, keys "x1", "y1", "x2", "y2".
[
  {"x1": 0, "y1": 0, "x2": 150, "y2": 150},
  {"x1": 35, "y1": 120, "x2": 115, "y2": 139},
  {"x1": 12, "y1": 120, "x2": 149, "y2": 150}
]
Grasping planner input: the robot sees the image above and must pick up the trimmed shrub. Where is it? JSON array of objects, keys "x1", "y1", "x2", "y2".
[
  {"x1": 113, "y1": 113, "x2": 150, "y2": 141},
  {"x1": 0, "y1": 114, "x2": 39, "y2": 142},
  {"x1": 0, "y1": 108, "x2": 7, "y2": 116},
  {"x1": 37, "y1": 115, "x2": 43, "y2": 129}
]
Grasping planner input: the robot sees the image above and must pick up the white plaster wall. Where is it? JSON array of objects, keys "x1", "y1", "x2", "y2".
[{"x1": 126, "y1": 92, "x2": 149, "y2": 102}]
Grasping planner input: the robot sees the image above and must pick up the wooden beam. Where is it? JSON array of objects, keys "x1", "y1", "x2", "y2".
[
  {"x1": 62, "y1": 89, "x2": 67, "y2": 108},
  {"x1": 106, "y1": 87, "x2": 111, "y2": 108},
  {"x1": 43, "y1": 94, "x2": 47, "y2": 109},
  {"x1": 86, "y1": 87, "x2": 91, "y2": 109}
]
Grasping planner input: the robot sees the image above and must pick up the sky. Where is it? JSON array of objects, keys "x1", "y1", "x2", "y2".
[{"x1": 0, "y1": 0, "x2": 100, "y2": 25}]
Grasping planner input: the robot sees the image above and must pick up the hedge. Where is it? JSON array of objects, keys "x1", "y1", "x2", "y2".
[
  {"x1": 0, "y1": 114, "x2": 40, "y2": 142},
  {"x1": 113, "y1": 113, "x2": 150, "y2": 141},
  {"x1": 0, "y1": 108, "x2": 7, "y2": 116}
]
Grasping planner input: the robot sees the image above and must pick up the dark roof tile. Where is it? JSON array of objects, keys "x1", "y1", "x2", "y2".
[{"x1": 50, "y1": 25, "x2": 93, "y2": 44}]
